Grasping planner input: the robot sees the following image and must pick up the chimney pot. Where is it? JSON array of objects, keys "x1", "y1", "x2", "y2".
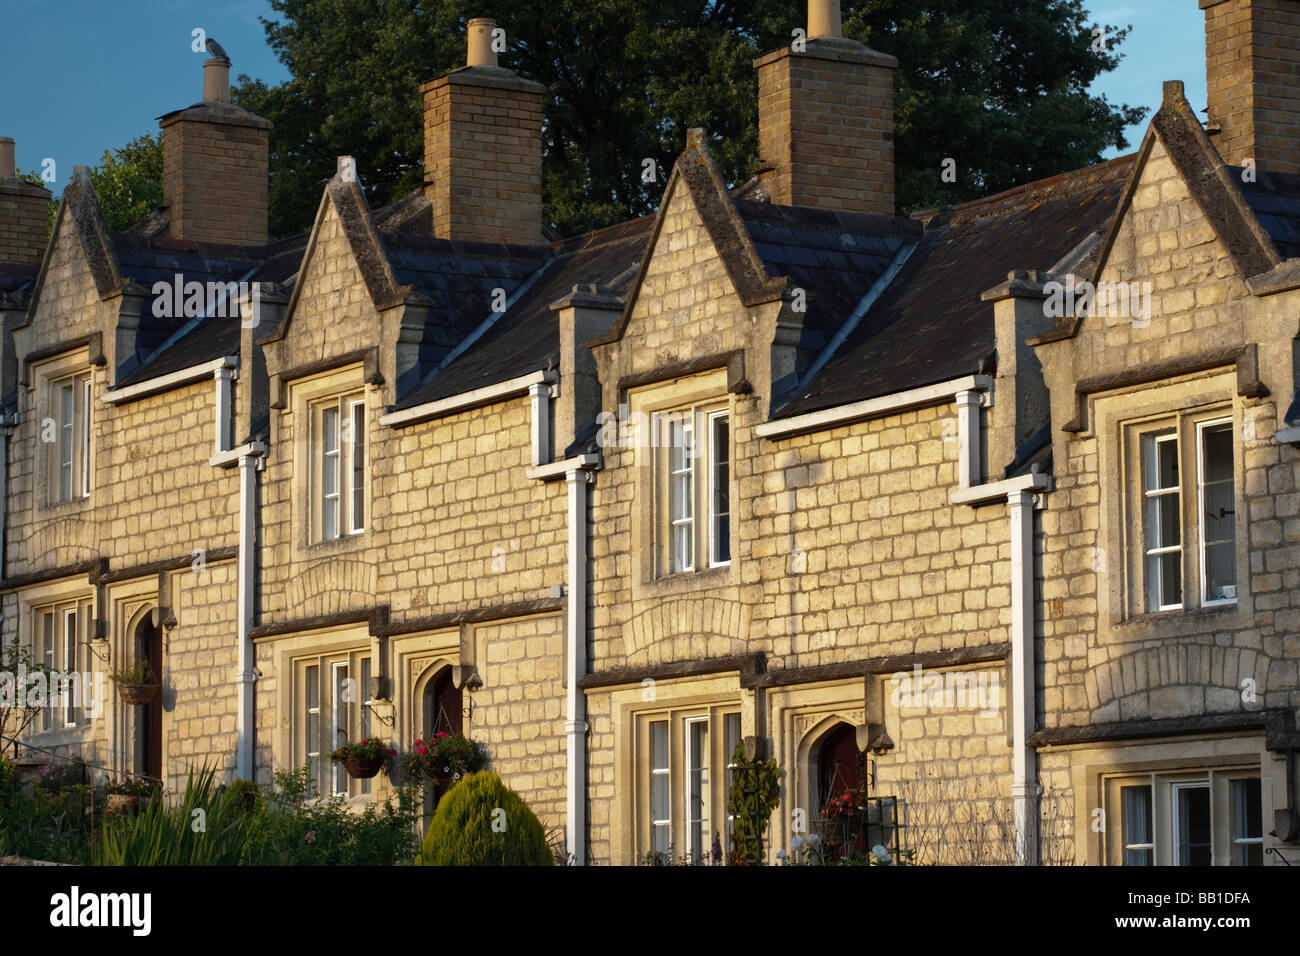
[
  {"x1": 0, "y1": 137, "x2": 14, "y2": 180},
  {"x1": 203, "y1": 58, "x2": 231, "y2": 103},
  {"x1": 808, "y1": 0, "x2": 842, "y2": 39},
  {"x1": 467, "y1": 17, "x2": 498, "y2": 68},
  {"x1": 161, "y1": 52, "x2": 271, "y2": 245}
]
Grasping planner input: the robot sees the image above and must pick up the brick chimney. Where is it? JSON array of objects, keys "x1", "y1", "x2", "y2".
[
  {"x1": 754, "y1": 0, "x2": 897, "y2": 215},
  {"x1": 159, "y1": 51, "x2": 271, "y2": 245},
  {"x1": 1202, "y1": 0, "x2": 1300, "y2": 174},
  {"x1": 0, "y1": 137, "x2": 52, "y2": 265},
  {"x1": 420, "y1": 17, "x2": 545, "y2": 245}
]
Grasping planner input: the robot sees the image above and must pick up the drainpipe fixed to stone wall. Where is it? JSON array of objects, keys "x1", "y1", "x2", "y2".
[{"x1": 209, "y1": 347, "x2": 267, "y2": 783}]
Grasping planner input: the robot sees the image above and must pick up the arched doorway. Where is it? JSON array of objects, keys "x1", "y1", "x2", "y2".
[
  {"x1": 421, "y1": 667, "x2": 462, "y2": 808},
  {"x1": 423, "y1": 668, "x2": 462, "y2": 738},
  {"x1": 815, "y1": 722, "x2": 867, "y2": 859},
  {"x1": 133, "y1": 615, "x2": 164, "y2": 783}
]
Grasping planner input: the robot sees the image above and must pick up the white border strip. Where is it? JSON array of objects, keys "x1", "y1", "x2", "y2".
[
  {"x1": 102, "y1": 356, "x2": 237, "y2": 405},
  {"x1": 755, "y1": 374, "x2": 993, "y2": 439},
  {"x1": 378, "y1": 369, "x2": 555, "y2": 427}
]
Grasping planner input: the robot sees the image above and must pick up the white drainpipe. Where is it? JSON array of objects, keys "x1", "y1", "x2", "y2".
[
  {"x1": 564, "y1": 466, "x2": 592, "y2": 865},
  {"x1": 205, "y1": 360, "x2": 265, "y2": 782},
  {"x1": 1008, "y1": 487, "x2": 1039, "y2": 866},
  {"x1": 234, "y1": 453, "x2": 260, "y2": 781}
]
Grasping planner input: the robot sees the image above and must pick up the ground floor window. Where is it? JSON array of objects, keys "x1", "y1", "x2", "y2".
[
  {"x1": 1108, "y1": 768, "x2": 1262, "y2": 866},
  {"x1": 295, "y1": 649, "x2": 375, "y2": 799},
  {"x1": 637, "y1": 706, "x2": 740, "y2": 864},
  {"x1": 30, "y1": 599, "x2": 92, "y2": 732}
]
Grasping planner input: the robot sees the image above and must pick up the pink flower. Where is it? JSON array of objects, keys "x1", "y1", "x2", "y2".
[{"x1": 305, "y1": 830, "x2": 317, "y2": 845}]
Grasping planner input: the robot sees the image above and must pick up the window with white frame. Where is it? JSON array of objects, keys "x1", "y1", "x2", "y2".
[
  {"x1": 46, "y1": 372, "x2": 93, "y2": 504},
  {"x1": 311, "y1": 392, "x2": 366, "y2": 541},
  {"x1": 1109, "y1": 769, "x2": 1262, "y2": 866},
  {"x1": 31, "y1": 599, "x2": 92, "y2": 732},
  {"x1": 296, "y1": 649, "x2": 374, "y2": 798},
  {"x1": 654, "y1": 405, "x2": 730, "y2": 576},
  {"x1": 1134, "y1": 412, "x2": 1236, "y2": 612},
  {"x1": 639, "y1": 708, "x2": 739, "y2": 863}
]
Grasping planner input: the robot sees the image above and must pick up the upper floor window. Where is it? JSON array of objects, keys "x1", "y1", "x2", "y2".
[
  {"x1": 47, "y1": 372, "x2": 92, "y2": 504},
  {"x1": 655, "y1": 405, "x2": 729, "y2": 575},
  {"x1": 311, "y1": 392, "x2": 366, "y2": 541},
  {"x1": 1135, "y1": 413, "x2": 1235, "y2": 612}
]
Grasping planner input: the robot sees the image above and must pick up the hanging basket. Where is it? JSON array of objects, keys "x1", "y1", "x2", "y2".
[
  {"x1": 344, "y1": 755, "x2": 386, "y2": 779},
  {"x1": 106, "y1": 793, "x2": 140, "y2": 817},
  {"x1": 117, "y1": 683, "x2": 160, "y2": 706}
]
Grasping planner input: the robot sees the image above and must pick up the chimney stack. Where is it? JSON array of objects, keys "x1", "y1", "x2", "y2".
[
  {"x1": 420, "y1": 17, "x2": 545, "y2": 245},
  {"x1": 1202, "y1": 0, "x2": 1300, "y2": 174},
  {"x1": 159, "y1": 47, "x2": 270, "y2": 245},
  {"x1": 754, "y1": 1, "x2": 897, "y2": 215},
  {"x1": 0, "y1": 137, "x2": 52, "y2": 265}
]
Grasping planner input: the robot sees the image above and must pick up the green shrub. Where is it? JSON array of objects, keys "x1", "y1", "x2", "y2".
[
  {"x1": 223, "y1": 778, "x2": 263, "y2": 816},
  {"x1": 415, "y1": 771, "x2": 551, "y2": 866},
  {"x1": 239, "y1": 766, "x2": 421, "y2": 866}
]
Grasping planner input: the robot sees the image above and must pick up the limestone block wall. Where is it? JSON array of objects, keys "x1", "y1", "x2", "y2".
[
  {"x1": 470, "y1": 616, "x2": 566, "y2": 833},
  {"x1": 1035, "y1": 135, "x2": 1300, "y2": 730}
]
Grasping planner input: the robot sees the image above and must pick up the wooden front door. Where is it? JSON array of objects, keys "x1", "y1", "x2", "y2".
[
  {"x1": 818, "y1": 723, "x2": 867, "y2": 858},
  {"x1": 137, "y1": 618, "x2": 163, "y2": 781}
]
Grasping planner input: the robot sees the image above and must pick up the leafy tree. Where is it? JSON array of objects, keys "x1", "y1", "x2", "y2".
[
  {"x1": 845, "y1": 1, "x2": 1147, "y2": 211},
  {"x1": 88, "y1": 133, "x2": 164, "y2": 232},
  {"x1": 20, "y1": 133, "x2": 164, "y2": 233},
  {"x1": 234, "y1": 0, "x2": 1144, "y2": 237}
]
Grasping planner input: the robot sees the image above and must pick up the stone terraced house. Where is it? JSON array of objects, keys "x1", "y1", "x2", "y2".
[{"x1": 1, "y1": 0, "x2": 1298, "y2": 866}]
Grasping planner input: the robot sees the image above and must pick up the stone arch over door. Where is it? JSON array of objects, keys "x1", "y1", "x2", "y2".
[
  {"x1": 124, "y1": 604, "x2": 165, "y2": 784},
  {"x1": 412, "y1": 660, "x2": 462, "y2": 810}
]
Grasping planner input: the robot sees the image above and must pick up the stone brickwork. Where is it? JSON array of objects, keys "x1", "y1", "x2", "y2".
[
  {"x1": 421, "y1": 69, "x2": 544, "y2": 245},
  {"x1": 160, "y1": 104, "x2": 270, "y2": 246},
  {"x1": 585, "y1": 168, "x2": 1021, "y2": 863},
  {"x1": 755, "y1": 39, "x2": 895, "y2": 214},
  {"x1": 1203, "y1": 0, "x2": 1300, "y2": 174},
  {"x1": 1034, "y1": 135, "x2": 1300, "y2": 731},
  {"x1": 0, "y1": 178, "x2": 50, "y2": 265}
]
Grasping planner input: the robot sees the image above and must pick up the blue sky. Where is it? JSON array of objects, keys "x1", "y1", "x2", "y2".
[{"x1": 1, "y1": 0, "x2": 1207, "y2": 196}]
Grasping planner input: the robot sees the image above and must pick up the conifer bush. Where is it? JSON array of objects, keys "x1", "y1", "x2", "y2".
[{"x1": 415, "y1": 771, "x2": 551, "y2": 866}]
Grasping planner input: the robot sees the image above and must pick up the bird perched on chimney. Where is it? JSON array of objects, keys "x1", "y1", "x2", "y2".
[{"x1": 205, "y1": 38, "x2": 230, "y2": 65}]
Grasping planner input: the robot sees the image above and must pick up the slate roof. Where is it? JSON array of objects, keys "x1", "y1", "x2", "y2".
[
  {"x1": 0, "y1": 263, "x2": 39, "y2": 308},
  {"x1": 1235, "y1": 167, "x2": 1300, "y2": 260},
  {"x1": 773, "y1": 155, "x2": 1135, "y2": 419},
  {"x1": 114, "y1": 233, "x2": 308, "y2": 386},
  {"x1": 733, "y1": 201, "x2": 917, "y2": 363},
  {"x1": 381, "y1": 233, "x2": 549, "y2": 375},
  {"x1": 394, "y1": 215, "x2": 651, "y2": 408}
]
